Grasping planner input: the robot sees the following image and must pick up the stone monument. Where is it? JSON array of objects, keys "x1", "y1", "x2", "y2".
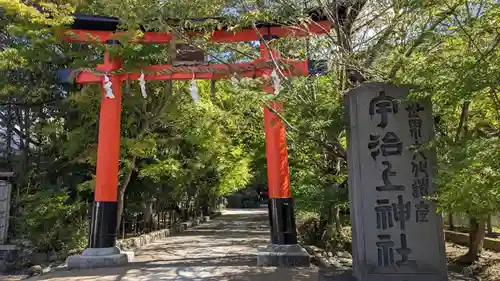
[
  {"x1": 345, "y1": 82, "x2": 448, "y2": 281},
  {"x1": 0, "y1": 172, "x2": 18, "y2": 269},
  {"x1": 0, "y1": 172, "x2": 13, "y2": 244}
]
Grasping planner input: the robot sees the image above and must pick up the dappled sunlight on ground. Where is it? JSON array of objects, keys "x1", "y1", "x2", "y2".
[
  {"x1": 29, "y1": 208, "x2": 319, "y2": 281},
  {"x1": 446, "y1": 242, "x2": 500, "y2": 281},
  {"x1": 5, "y1": 208, "x2": 490, "y2": 281}
]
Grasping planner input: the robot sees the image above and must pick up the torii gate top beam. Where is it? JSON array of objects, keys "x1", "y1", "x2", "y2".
[
  {"x1": 61, "y1": 8, "x2": 332, "y2": 44},
  {"x1": 57, "y1": 8, "x2": 331, "y2": 86}
]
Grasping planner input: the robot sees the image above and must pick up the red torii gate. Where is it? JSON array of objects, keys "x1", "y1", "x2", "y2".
[{"x1": 60, "y1": 11, "x2": 331, "y2": 268}]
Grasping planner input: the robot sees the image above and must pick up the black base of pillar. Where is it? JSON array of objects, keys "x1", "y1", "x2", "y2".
[
  {"x1": 89, "y1": 201, "x2": 118, "y2": 248},
  {"x1": 268, "y1": 197, "x2": 298, "y2": 245}
]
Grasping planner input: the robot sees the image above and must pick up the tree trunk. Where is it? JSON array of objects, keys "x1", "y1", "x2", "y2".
[
  {"x1": 202, "y1": 202, "x2": 209, "y2": 217},
  {"x1": 116, "y1": 188, "x2": 126, "y2": 234},
  {"x1": 449, "y1": 213, "x2": 455, "y2": 230},
  {"x1": 460, "y1": 217, "x2": 486, "y2": 264},
  {"x1": 36, "y1": 106, "x2": 43, "y2": 172},
  {"x1": 133, "y1": 215, "x2": 137, "y2": 235},
  {"x1": 183, "y1": 195, "x2": 193, "y2": 220},
  {"x1": 14, "y1": 107, "x2": 27, "y2": 197},
  {"x1": 142, "y1": 200, "x2": 155, "y2": 231},
  {"x1": 157, "y1": 212, "x2": 160, "y2": 230},
  {"x1": 169, "y1": 209, "x2": 175, "y2": 226},
  {"x1": 23, "y1": 107, "x2": 30, "y2": 170},
  {"x1": 455, "y1": 101, "x2": 471, "y2": 143},
  {"x1": 121, "y1": 218, "x2": 125, "y2": 239},
  {"x1": 116, "y1": 156, "x2": 137, "y2": 234},
  {"x1": 210, "y1": 79, "x2": 216, "y2": 102},
  {"x1": 487, "y1": 215, "x2": 493, "y2": 237},
  {"x1": 334, "y1": 206, "x2": 342, "y2": 234},
  {"x1": 6, "y1": 98, "x2": 12, "y2": 165}
]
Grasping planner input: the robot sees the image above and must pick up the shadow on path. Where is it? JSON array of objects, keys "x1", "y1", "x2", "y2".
[{"x1": 30, "y1": 208, "x2": 319, "y2": 281}]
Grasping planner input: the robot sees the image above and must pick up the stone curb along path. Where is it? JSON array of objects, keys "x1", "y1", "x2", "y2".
[
  {"x1": 30, "y1": 212, "x2": 222, "y2": 278},
  {"x1": 303, "y1": 245, "x2": 352, "y2": 270},
  {"x1": 303, "y1": 244, "x2": 480, "y2": 281},
  {"x1": 445, "y1": 230, "x2": 500, "y2": 252},
  {"x1": 303, "y1": 245, "x2": 355, "y2": 281},
  {"x1": 117, "y1": 212, "x2": 221, "y2": 251}
]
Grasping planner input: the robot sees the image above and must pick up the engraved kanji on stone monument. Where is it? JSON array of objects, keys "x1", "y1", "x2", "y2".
[
  {"x1": 376, "y1": 161, "x2": 405, "y2": 191},
  {"x1": 376, "y1": 234, "x2": 395, "y2": 267},
  {"x1": 346, "y1": 82, "x2": 448, "y2": 281},
  {"x1": 415, "y1": 201, "x2": 431, "y2": 223},
  {"x1": 412, "y1": 178, "x2": 430, "y2": 198},
  {"x1": 369, "y1": 91, "x2": 399, "y2": 129},
  {"x1": 410, "y1": 138, "x2": 430, "y2": 199},
  {"x1": 375, "y1": 196, "x2": 412, "y2": 230},
  {"x1": 375, "y1": 199, "x2": 394, "y2": 230},
  {"x1": 376, "y1": 233, "x2": 417, "y2": 268},
  {"x1": 368, "y1": 132, "x2": 403, "y2": 160},
  {"x1": 411, "y1": 152, "x2": 428, "y2": 178},
  {"x1": 392, "y1": 195, "x2": 411, "y2": 231},
  {"x1": 407, "y1": 103, "x2": 424, "y2": 143},
  {"x1": 395, "y1": 233, "x2": 417, "y2": 268}
]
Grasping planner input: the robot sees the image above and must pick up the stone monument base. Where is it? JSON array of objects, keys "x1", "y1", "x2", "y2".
[
  {"x1": 319, "y1": 269, "x2": 477, "y2": 281},
  {"x1": 67, "y1": 247, "x2": 134, "y2": 270},
  {"x1": 319, "y1": 269, "x2": 355, "y2": 281},
  {"x1": 257, "y1": 244, "x2": 310, "y2": 267}
]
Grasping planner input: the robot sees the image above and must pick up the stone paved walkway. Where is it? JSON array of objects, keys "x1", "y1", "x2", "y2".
[
  {"x1": 21, "y1": 208, "x2": 477, "y2": 281},
  {"x1": 29, "y1": 208, "x2": 320, "y2": 281}
]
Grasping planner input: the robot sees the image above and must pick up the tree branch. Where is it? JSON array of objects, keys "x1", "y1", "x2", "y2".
[
  {"x1": 116, "y1": 155, "x2": 137, "y2": 232},
  {"x1": 264, "y1": 102, "x2": 346, "y2": 160},
  {"x1": 389, "y1": 4, "x2": 460, "y2": 79},
  {"x1": 364, "y1": 11, "x2": 405, "y2": 68},
  {"x1": 455, "y1": 100, "x2": 471, "y2": 144}
]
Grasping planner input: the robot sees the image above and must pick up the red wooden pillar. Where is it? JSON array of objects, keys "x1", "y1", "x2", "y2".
[
  {"x1": 260, "y1": 36, "x2": 298, "y2": 245},
  {"x1": 89, "y1": 41, "x2": 122, "y2": 248}
]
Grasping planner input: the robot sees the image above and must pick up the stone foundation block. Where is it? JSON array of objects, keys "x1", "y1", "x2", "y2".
[
  {"x1": 0, "y1": 245, "x2": 19, "y2": 264},
  {"x1": 319, "y1": 269, "x2": 355, "y2": 281},
  {"x1": 67, "y1": 247, "x2": 134, "y2": 270},
  {"x1": 257, "y1": 244, "x2": 310, "y2": 267}
]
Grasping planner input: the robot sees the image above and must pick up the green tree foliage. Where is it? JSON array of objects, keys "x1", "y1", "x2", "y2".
[
  {"x1": 0, "y1": 0, "x2": 262, "y2": 252},
  {"x1": 393, "y1": 1, "x2": 500, "y2": 262},
  {"x1": 0, "y1": 0, "x2": 498, "y2": 264}
]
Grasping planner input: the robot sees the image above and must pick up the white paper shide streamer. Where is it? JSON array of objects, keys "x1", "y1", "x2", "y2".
[
  {"x1": 271, "y1": 69, "x2": 281, "y2": 95},
  {"x1": 190, "y1": 76, "x2": 200, "y2": 104},
  {"x1": 139, "y1": 71, "x2": 147, "y2": 98},
  {"x1": 103, "y1": 74, "x2": 115, "y2": 99}
]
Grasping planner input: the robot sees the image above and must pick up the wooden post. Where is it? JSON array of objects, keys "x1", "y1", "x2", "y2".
[
  {"x1": 88, "y1": 44, "x2": 123, "y2": 249},
  {"x1": 259, "y1": 36, "x2": 297, "y2": 245}
]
